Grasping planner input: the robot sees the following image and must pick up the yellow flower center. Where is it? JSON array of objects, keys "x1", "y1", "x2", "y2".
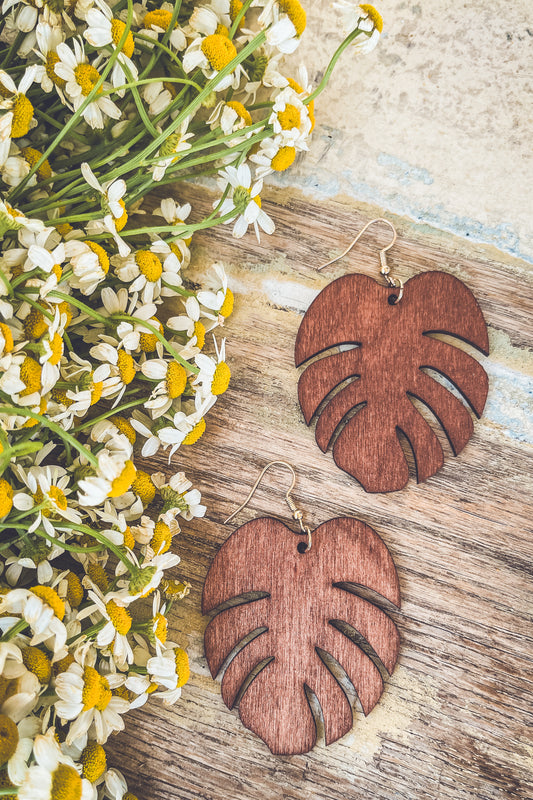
[
  {"x1": 153, "y1": 613, "x2": 167, "y2": 643},
  {"x1": 113, "y1": 199, "x2": 128, "y2": 232},
  {"x1": 277, "y1": 103, "x2": 301, "y2": 130},
  {"x1": 11, "y1": 94, "x2": 34, "y2": 138},
  {"x1": 174, "y1": 647, "x2": 190, "y2": 688},
  {"x1": 278, "y1": 0, "x2": 306, "y2": 36},
  {"x1": 122, "y1": 525, "x2": 135, "y2": 549},
  {"x1": 151, "y1": 520, "x2": 172, "y2": 554},
  {"x1": 30, "y1": 585, "x2": 65, "y2": 620},
  {"x1": 108, "y1": 459, "x2": 136, "y2": 498},
  {"x1": 90, "y1": 380, "x2": 103, "y2": 405},
  {"x1": 143, "y1": 9, "x2": 173, "y2": 30},
  {"x1": 201, "y1": 34, "x2": 237, "y2": 72},
  {"x1": 117, "y1": 350, "x2": 136, "y2": 384},
  {"x1": 45, "y1": 50, "x2": 67, "y2": 89},
  {"x1": 135, "y1": 250, "x2": 162, "y2": 282},
  {"x1": 82, "y1": 665, "x2": 112, "y2": 711},
  {"x1": 58, "y1": 300, "x2": 73, "y2": 327},
  {"x1": 55, "y1": 222, "x2": 73, "y2": 237},
  {"x1": 360, "y1": 3, "x2": 383, "y2": 33},
  {"x1": 65, "y1": 571, "x2": 84, "y2": 608},
  {"x1": 20, "y1": 146, "x2": 52, "y2": 181},
  {"x1": 139, "y1": 319, "x2": 163, "y2": 353},
  {"x1": 211, "y1": 361, "x2": 231, "y2": 395},
  {"x1": 51, "y1": 388, "x2": 73, "y2": 407},
  {"x1": 0, "y1": 479, "x2": 13, "y2": 517},
  {"x1": 23, "y1": 307, "x2": 48, "y2": 340},
  {"x1": 166, "y1": 361, "x2": 187, "y2": 399},
  {"x1": 22, "y1": 646, "x2": 52, "y2": 683},
  {"x1": 74, "y1": 63, "x2": 102, "y2": 97},
  {"x1": 0, "y1": 715, "x2": 18, "y2": 765},
  {"x1": 52, "y1": 652, "x2": 75, "y2": 677},
  {"x1": 80, "y1": 742, "x2": 107, "y2": 783},
  {"x1": 219, "y1": 288, "x2": 234, "y2": 319},
  {"x1": 226, "y1": 100, "x2": 252, "y2": 126},
  {"x1": 51, "y1": 762, "x2": 83, "y2": 800},
  {"x1": 48, "y1": 332, "x2": 64, "y2": 365},
  {"x1": 85, "y1": 240, "x2": 110, "y2": 273},
  {"x1": 0, "y1": 323, "x2": 13, "y2": 354},
  {"x1": 215, "y1": 23, "x2": 229, "y2": 36},
  {"x1": 161, "y1": 579, "x2": 188, "y2": 599},
  {"x1": 48, "y1": 485, "x2": 68, "y2": 512},
  {"x1": 110, "y1": 415, "x2": 136, "y2": 444},
  {"x1": 230, "y1": 0, "x2": 244, "y2": 26},
  {"x1": 87, "y1": 562, "x2": 109, "y2": 592},
  {"x1": 124, "y1": 793, "x2": 140, "y2": 800},
  {"x1": 271, "y1": 145, "x2": 296, "y2": 171},
  {"x1": 286, "y1": 76, "x2": 315, "y2": 130},
  {"x1": 110, "y1": 18, "x2": 135, "y2": 58},
  {"x1": 131, "y1": 470, "x2": 156, "y2": 505},
  {"x1": 20, "y1": 356, "x2": 42, "y2": 397},
  {"x1": 193, "y1": 320, "x2": 205, "y2": 349},
  {"x1": 182, "y1": 417, "x2": 206, "y2": 445},
  {"x1": 52, "y1": 264, "x2": 62, "y2": 281},
  {"x1": 105, "y1": 599, "x2": 132, "y2": 635}
]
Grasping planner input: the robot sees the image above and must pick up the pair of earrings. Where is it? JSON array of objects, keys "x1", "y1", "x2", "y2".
[{"x1": 203, "y1": 220, "x2": 490, "y2": 755}]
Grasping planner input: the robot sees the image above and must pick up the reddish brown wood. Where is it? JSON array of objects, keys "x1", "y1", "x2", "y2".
[
  {"x1": 202, "y1": 516, "x2": 401, "y2": 756},
  {"x1": 295, "y1": 271, "x2": 490, "y2": 493}
]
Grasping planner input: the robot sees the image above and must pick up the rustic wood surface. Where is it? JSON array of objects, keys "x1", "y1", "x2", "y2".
[
  {"x1": 203, "y1": 516, "x2": 401, "y2": 755},
  {"x1": 107, "y1": 184, "x2": 533, "y2": 799},
  {"x1": 294, "y1": 269, "x2": 490, "y2": 492}
]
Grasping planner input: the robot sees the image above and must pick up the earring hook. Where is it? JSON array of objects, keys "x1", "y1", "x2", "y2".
[
  {"x1": 317, "y1": 217, "x2": 403, "y2": 302},
  {"x1": 225, "y1": 461, "x2": 312, "y2": 551}
]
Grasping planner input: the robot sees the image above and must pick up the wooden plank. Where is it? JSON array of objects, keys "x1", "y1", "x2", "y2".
[{"x1": 107, "y1": 184, "x2": 533, "y2": 800}]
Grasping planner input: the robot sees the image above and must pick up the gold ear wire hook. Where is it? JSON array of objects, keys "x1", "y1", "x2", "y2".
[
  {"x1": 317, "y1": 218, "x2": 402, "y2": 302},
  {"x1": 225, "y1": 461, "x2": 312, "y2": 551}
]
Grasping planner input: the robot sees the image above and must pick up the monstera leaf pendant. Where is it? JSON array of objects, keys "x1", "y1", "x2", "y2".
[
  {"x1": 203, "y1": 516, "x2": 400, "y2": 755},
  {"x1": 295, "y1": 271, "x2": 489, "y2": 492}
]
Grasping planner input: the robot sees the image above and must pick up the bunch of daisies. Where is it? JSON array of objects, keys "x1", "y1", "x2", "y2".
[{"x1": 0, "y1": 0, "x2": 383, "y2": 797}]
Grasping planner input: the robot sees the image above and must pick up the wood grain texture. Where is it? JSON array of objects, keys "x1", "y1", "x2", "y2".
[
  {"x1": 106, "y1": 184, "x2": 533, "y2": 800},
  {"x1": 202, "y1": 516, "x2": 400, "y2": 755},
  {"x1": 295, "y1": 271, "x2": 489, "y2": 493}
]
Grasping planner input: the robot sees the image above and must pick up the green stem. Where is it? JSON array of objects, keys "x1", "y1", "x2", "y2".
[
  {"x1": 0, "y1": 619, "x2": 28, "y2": 642},
  {"x1": 0, "y1": 407, "x2": 98, "y2": 467},
  {"x1": 305, "y1": 27, "x2": 366, "y2": 105},
  {"x1": 72, "y1": 397, "x2": 147, "y2": 432}
]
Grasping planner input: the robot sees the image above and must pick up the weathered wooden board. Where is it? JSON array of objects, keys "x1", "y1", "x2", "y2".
[{"x1": 107, "y1": 184, "x2": 533, "y2": 800}]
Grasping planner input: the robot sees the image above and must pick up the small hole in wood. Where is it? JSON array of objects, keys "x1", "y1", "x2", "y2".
[
  {"x1": 297, "y1": 541, "x2": 308, "y2": 554},
  {"x1": 388, "y1": 294, "x2": 398, "y2": 305}
]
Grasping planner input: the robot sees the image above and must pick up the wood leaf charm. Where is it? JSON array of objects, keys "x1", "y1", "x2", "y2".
[
  {"x1": 202, "y1": 517, "x2": 400, "y2": 755},
  {"x1": 295, "y1": 271, "x2": 490, "y2": 492}
]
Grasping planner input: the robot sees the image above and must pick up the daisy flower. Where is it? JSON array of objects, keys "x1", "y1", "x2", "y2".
[
  {"x1": 333, "y1": 1, "x2": 383, "y2": 51},
  {"x1": 83, "y1": 2, "x2": 137, "y2": 95},
  {"x1": 54, "y1": 38, "x2": 121, "y2": 130},
  {"x1": 257, "y1": 0, "x2": 307, "y2": 54},
  {"x1": 0, "y1": 586, "x2": 67, "y2": 654},
  {"x1": 4, "y1": 538, "x2": 64, "y2": 586},
  {"x1": 147, "y1": 645, "x2": 190, "y2": 692},
  {"x1": 196, "y1": 263, "x2": 234, "y2": 323},
  {"x1": 155, "y1": 471, "x2": 206, "y2": 520},
  {"x1": 77, "y1": 448, "x2": 136, "y2": 507},
  {"x1": 65, "y1": 238, "x2": 111, "y2": 295},
  {"x1": 139, "y1": 3, "x2": 187, "y2": 51},
  {"x1": 112, "y1": 241, "x2": 182, "y2": 304},
  {"x1": 193, "y1": 336, "x2": 231, "y2": 399},
  {"x1": 151, "y1": 119, "x2": 194, "y2": 182},
  {"x1": 77, "y1": 585, "x2": 134, "y2": 667},
  {"x1": 215, "y1": 163, "x2": 275, "y2": 241},
  {"x1": 0, "y1": 66, "x2": 39, "y2": 166},
  {"x1": 270, "y1": 85, "x2": 312, "y2": 145},
  {"x1": 11, "y1": 464, "x2": 81, "y2": 536},
  {"x1": 166, "y1": 295, "x2": 207, "y2": 351},
  {"x1": 34, "y1": 21, "x2": 66, "y2": 94},
  {"x1": 152, "y1": 197, "x2": 192, "y2": 245},
  {"x1": 182, "y1": 32, "x2": 243, "y2": 91},
  {"x1": 54, "y1": 661, "x2": 129, "y2": 746},
  {"x1": 250, "y1": 134, "x2": 300, "y2": 178}
]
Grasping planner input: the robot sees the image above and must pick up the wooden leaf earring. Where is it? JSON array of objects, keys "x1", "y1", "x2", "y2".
[
  {"x1": 202, "y1": 461, "x2": 401, "y2": 756},
  {"x1": 295, "y1": 218, "x2": 490, "y2": 493}
]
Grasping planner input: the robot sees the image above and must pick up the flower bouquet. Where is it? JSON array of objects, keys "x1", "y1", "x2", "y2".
[{"x1": 0, "y1": 0, "x2": 382, "y2": 796}]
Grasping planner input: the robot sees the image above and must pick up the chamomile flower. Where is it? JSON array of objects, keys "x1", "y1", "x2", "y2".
[
  {"x1": 166, "y1": 296, "x2": 207, "y2": 350},
  {"x1": 0, "y1": 66, "x2": 39, "y2": 165},
  {"x1": 18, "y1": 728, "x2": 96, "y2": 800},
  {"x1": 154, "y1": 471, "x2": 206, "y2": 520},
  {"x1": 215, "y1": 163, "x2": 275, "y2": 241},
  {"x1": 12, "y1": 464, "x2": 81, "y2": 536},
  {"x1": 188, "y1": 0, "x2": 231, "y2": 36},
  {"x1": 4, "y1": 538, "x2": 64, "y2": 586},
  {"x1": 112, "y1": 241, "x2": 182, "y2": 304},
  {"x1": 140, "y1": 3, "x2": 187, "y2": 51},
  {"x1": 0, "y1": 586, "x2": 67, "y2": 653},
  {"x1": 34, "y1": 21, "x2": 66, "y2": 94},
  {"x1": 193, "y1": 336, "x2": 231, "y2": 398},
  {"x1": 258, "y1": 0, "x2": 307, "y2": 54},
  {"x1": 141, "y1": 357, "x2": 189, "y2": 417},
  {"x1": 151, "y1": 119, "x2": 194, "y2": 182},
  {"x1": 196, "y1": 263, "x2": 234, "y2": 323},
  {"x1": 54, "y1": 660, "x2": 129, "y2": 746},
  {"x1": 147, "y1": 645, "x2": 190, "y2": 692},
  {"x1": 77, "y1": 585, "x2": 134, "y2": 667},
  {"x1": 81, "y1": 162, "x2": 128, "y2": 235},
  {"x1": 270, "y1": 85, "x2": 312, "y2": 145},
  {"x1": 208, "y1": 99, "x2": 256, "y2": 144},
  {"x1": 182, "y1": 32, "x2": 243, "y2": 91},
  {"x1": 77, "y1": 449, "x2": 136, "y2": 507},
  {"x1": 65, "y1": 238, "x2": 111, "y2": 295},
  {"x1": 152, "y1": 197, "x2": 192, "y2": 244},
  {"x1": 83, "y1": 2, "x2": 138, "y2": 95},
  {"x1": 54, "y1": 38, "x2": 122, "y2": 130},
  {"x1": 333, "y1": 1, "x2": 383, "y2": 52},
  {"x1": 250, "y1": 134, "x2": 299, "y2": 178}
]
